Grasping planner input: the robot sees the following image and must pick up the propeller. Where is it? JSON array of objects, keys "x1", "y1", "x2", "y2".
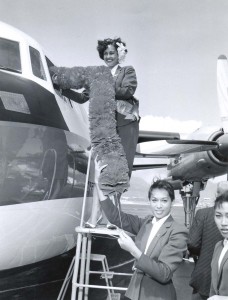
[
  {"x1": 215, "y1": 55, "x2": 228, "y2": 162},
  {"x1": 217, "y1": 55, "x2": 228, "y2": 134}
]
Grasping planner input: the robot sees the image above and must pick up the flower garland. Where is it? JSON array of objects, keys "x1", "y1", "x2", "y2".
[
  {"x1": 116, "y1": 42, "x2": 127, "y2": 64},
  {"x1": 51, "y1": 65, "x2": 129, "y2": 195},
  {"x1": 88, "y1": 66, "x2": 129, "y2": 195}
]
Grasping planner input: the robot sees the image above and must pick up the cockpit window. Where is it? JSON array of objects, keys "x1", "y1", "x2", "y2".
[
  {"x1": 29, "y1": 46, "x2": 46, "y2": 80},
  {"x1": 0, "y1": 37, "x2": 21, "y2": 73}
]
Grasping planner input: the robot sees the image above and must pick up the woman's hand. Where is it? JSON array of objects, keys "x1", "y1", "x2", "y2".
[
  {"x1": 118, "y1": 230, "x2": 142, "y2": 259},
  {"x1": 49, "y1": 66, "x2": 58, "y2": 83},
  {"x1": 94, "y1": 155, "x2": 108, "y2": 201},
  {"x1": 94, "y1": 155, "x2": 107, "y2": 184}
]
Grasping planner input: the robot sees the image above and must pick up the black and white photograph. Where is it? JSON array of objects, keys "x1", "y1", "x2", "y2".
[{"x1": 1, "y1": 1, "x2": 228, "y2": 299}]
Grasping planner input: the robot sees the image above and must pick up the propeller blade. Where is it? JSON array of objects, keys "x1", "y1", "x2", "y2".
[
  {"x1": 136, "y1": 139, "x2": 218, "y2": 158},
  {"x1": 167, "y1": 139, "x2": 218, "y2": 146},
  {"x1": 138, "y1": 130, "x2": 180, "y2": 143},
  {"x1": 217, "y1": 55, "x2": 228, "y2": 133},
  {"x1": 133, "y1": 164, "x2": 167, "y2": 170},
  {"x1": 135, "y1": 152, "x2": 170, "y2": 158}
]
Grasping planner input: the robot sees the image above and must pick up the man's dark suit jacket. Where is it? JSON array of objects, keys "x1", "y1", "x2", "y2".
[
  {"x1": 210, "y1": 240, "x2": 228, "y2": 296},
  {"x1": 188, "y1": 207, "x2": 222, "y2": 297},
  {"x1": 101, "y1": 198, "x2": 188, "y2": 300}
]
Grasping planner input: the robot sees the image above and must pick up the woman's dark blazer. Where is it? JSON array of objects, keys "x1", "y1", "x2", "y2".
[
  {"x1": 114, "y1": 65, "x2": 138, "y2": 127},
  {"x1": 113, "y1": 65, "x2": 139, "y2": 175},
  {"x1": 210, "y1": 240, "x2": 228, "y2": 297},
  {"x1": 100, "y1": 198, "x2": 188, "y2": 300}
]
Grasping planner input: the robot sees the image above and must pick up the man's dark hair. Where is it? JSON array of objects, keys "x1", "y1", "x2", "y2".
[{"x1": 214, "y1": 190, "x2": 228, "y2": 209}]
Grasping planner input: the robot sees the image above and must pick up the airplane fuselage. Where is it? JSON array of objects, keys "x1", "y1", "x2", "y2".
[{"x1": 0, "y1": 22, "x2": 92, "y2": 270}]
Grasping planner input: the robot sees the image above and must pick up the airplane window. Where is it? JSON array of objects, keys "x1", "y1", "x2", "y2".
[
  {"x1": 0, "y1": 37, "x2": 21, "y2": 73},
  {"x1": 45, "y1": 56, "x2": 54, "y2": 68},
  {"x1": 0, "y1": 122, "x2": 91, "y2": 204},
  {"x1": 29, "y1": 46, "x2": 46, "y2": 80},
  {"x1": 45, "y1": 56, "x2": 61, "y2": 91}
]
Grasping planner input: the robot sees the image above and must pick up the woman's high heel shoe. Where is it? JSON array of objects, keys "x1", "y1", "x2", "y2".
[
  {"x1": 106, "y1": 222, "x2": 117, "y2": 230},
  {"x1": 85, "y1": 214, "x2": 103, "y2": 228},
  {"x1": 85, "y1": 222, "x2": 96, "y2": 228}
]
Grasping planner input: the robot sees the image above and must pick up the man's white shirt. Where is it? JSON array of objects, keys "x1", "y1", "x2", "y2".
[{"x1": 218, "y1": 239, "x2": 228, "y2": 270}]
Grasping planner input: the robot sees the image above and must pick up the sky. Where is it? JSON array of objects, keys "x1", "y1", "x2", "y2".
[
  {"x1": 1, "y1": 0, "x2": 228, "y2": 134},
  {"x1": 1, "y1": 0, "x2": 228, "y2": 197}
]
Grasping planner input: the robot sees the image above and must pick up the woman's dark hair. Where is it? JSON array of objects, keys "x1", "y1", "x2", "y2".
[
  {"x1": 214, "y1": 190, "x2": 228, "y2": 209},
  {"x1": 97, "y1": 37, "x2": 127, "y2": 60},
  {"x1": 148, "y1": 179, "x2": 175, "y2": 202}
]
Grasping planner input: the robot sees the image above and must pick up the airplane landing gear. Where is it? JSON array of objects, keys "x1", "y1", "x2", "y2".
[
  {"x1": 180, "y1": 181, "x2": 202, "y2": 228},
  {"x1": 181, "y1": 195, "x2": 198, "y2": 228}
]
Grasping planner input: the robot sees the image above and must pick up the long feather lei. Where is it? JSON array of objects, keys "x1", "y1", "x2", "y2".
[{"x1": 52, "y1": 65, "x2": 129, "y2": 195}]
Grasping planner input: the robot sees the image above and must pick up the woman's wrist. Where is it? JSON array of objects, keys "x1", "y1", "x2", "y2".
[
  {"x1": 130, "y1": 247, "x2": 142, "y2": 260},
  {"x1": 95, "y1": 183, "x2": 107, "y2": 201}
]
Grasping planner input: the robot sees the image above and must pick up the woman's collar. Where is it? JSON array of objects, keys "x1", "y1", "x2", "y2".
[{"x1": 111, "y1": 64, "x2": 120, "y2": 76}]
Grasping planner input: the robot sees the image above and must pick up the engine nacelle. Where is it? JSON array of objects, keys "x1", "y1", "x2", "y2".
[{"x1": 168, "y1": 128, "x2": 228, "y2": 181}]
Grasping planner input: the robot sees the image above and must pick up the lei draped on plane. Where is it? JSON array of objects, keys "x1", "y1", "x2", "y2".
[{"x1": 52, "y1": 65, "x2": 129, "y2": 195}]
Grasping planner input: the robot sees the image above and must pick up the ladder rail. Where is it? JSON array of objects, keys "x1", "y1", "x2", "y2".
[
  {"x1": 79, "y1": 149, "x2": 93, "y2": 227},
  {"x1": 57, "y1": 257, "x2": 75, "y2": 300},
  {"x1": 84, "y1": 234, "x2": 92, "y2": 300},
  {"x1": 71, "y1": 232, "x2": 83, "y2": 300},
  {"x1": 77, "y1": 235, "x2": 88, "y2": 300},
  {"x1": 73, "y1": 283, "x2": 128, "y2": 291},
  {"x1": 89, "y1": 271, "x2": 132, "y2": 276}
]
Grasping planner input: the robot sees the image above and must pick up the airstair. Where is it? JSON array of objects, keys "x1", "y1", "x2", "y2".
[{"x1": 57, "y1": 151, "x2": 133, "y2": 300}]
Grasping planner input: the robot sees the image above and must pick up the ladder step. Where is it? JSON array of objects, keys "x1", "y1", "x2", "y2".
[
  {"x1": 100, "y1": 273, "x2": 114, "y2": 280},
  {"x1": 106, "y1": 293, "x2": 121, "y2": 300},
  {"x1": 75, "y1": 226, "x2": 121, "y2": 236},
  {"x1": 90, "y1": 253, "x2": 107, "y2": 261}
]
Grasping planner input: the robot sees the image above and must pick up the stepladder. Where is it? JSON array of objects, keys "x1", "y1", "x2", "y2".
[
  {"x1": 57, "y1": 226, "x2": 133, "y2": 300},
  {"x1": 57, "y1": 150, "x2": 132, "y2": 300}
]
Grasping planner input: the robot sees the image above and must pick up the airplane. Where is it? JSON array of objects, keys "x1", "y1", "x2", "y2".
[
  {"x1": 135, "y1": 54, "x2": 228, "y2": 227},
  {"x1": 0, "y1": 20, "x2": 227, "y2": 273}
]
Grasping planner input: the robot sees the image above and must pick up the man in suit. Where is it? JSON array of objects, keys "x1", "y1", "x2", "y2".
[
  {"x1": 187, "y1": 182, "x2": 227, "y2": 300},
  {"x1": 208, "y1": 191, "x2": 228, "y2": 299}
]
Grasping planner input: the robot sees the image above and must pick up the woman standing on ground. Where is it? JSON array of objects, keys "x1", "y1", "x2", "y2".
[{"x1": 94, "y1": 159, "x2": 188, "y2": 300}]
